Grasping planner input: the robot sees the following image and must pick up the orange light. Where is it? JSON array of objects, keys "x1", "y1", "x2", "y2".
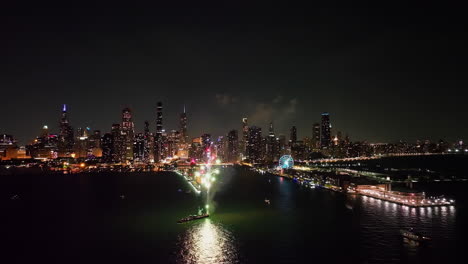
[{"x1": 80, "y1": 163, "x2": 85, "y2": 168}]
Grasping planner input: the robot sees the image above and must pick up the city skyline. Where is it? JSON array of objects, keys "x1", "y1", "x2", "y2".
[
  {"x1": 3, "y1": 102, "x2": 466, "y2": 146},
  {"x1": 2, "y1": 4, "x2": 467, "y2": 144},
  {"x1": 2, "y1": 101, "x2": 467, "y2": 146}
]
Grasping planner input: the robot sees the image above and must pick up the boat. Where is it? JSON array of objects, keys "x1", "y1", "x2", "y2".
[
  {"x1": 400, "y1": 228, "x2": 431, "y2": 242},
  {"x1": 177, "y1": 213, "x2": 209, "y2": 223},
  {"x1": 264, "y1": 198, "x2": 271, "y2": 205}
]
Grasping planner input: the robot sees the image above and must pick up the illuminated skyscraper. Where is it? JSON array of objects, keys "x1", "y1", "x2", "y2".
[
  {"x1": 58, "y1": 104, "x2": 74, "y2": 156},
  {"x1": 240, "y1": 118, "x2": 248, "y2": 159},
  {"x1": 155, "y1": 102, "x2": 163, "y2": 161},
  {"x1": 133, "y1": 133, "x2": 145, "y2": 162},
  {"x1": 111, "y1": 124, "x2": 121, "y2": 162},
  {"x1": 143, "y1": 121, "x2": 154, "y2": 163},
  {"x1": 227, "y1": 130, "x2": 239, "y2": 162},
  {"x1": 320, "y1": 112, "x2": 331, "y2": 149},
  {"x1": 101, "y1": 133, "x2": 114, "y2": 163},
  {"x1": 121, "y1": 108, "x2": 135, "y2": 162},
  {"x1": 247, "y1": 126, "x2": 262, "y2": 163},
  {"x1": 266, "y1": 122, "x2": 278, "y2": 162},
  {"x1": 289, "y1": 126, "x2": 297, "y2": 146},
  {"x1": 312, "y1": 123, "x2": 320, "y2": 149},
  {"x1": 180, "y1": 105, "x2": 188, "y2": 144}
]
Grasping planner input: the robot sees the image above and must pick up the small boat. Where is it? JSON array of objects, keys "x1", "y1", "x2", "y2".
[
  {"x1": 400, "y1": 228, "x2": 431, "y2": 242},
  {"x1": 264, "y1": 199, "x2": 270, "y2": 205},
  {"x1": 177, "y1": 213, "x2": 209, "y2": 223}
]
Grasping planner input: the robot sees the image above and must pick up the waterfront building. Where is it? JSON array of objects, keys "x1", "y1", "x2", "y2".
[
  {"x1": 133, "y1": 132, "x2": 145, "y2": 162},
  {"x1": 189, "y1": 137, "x2": 204, "y2": 162},
  {"x1": 121, "y1": 108, "x2": 135, "y2": 162},
  {"x1": 111, "y1": 123, "x2": 122, "y2": 162},
  {"x1": 312, "y1": 122, "x2": 320, "y2": 149},
  {"x1": 247, "y1": 126, "x2": 262, "y2": 163},
  {"x1": 74, "y1": 127, "x2": 90, "y2": 158},
  {"x1": 320, "y1": 112, "x2": 331, "y2": 149},
  {"x1": 289, "y1": 126, "x2": 297, "y2": 146},
  {"x1": 179, "y1": 106, "x2": 188, "y2": 144},
  {"x1": 101, "y1": 133, "x2": 114, "y2": 163},
  {"x1": 58, "y1": 104, "x2": 74, "y2": 156},
  {"x1": 266, "y1": 123, "x2": 279, "y2": 162},
  {"x1": 240, "y1": 118, "x2": 248, "y2": 160},
  {"x1": 143, "y1": 121, "x2": 154, "y2": 163},
  {"x1": 155, "y1": 102, "x2": 164, "y2": 162},
  {"x1": 167, "y1": 130, "x2": 180, "y2": 158},
  {"x1": 227, "y1": 129, "x2": 239, "y2": 162},
  {"x1": 278, "y1": 134, "x2": 287, "y2": 155},
  {"x1": 88, "y1": 130, "x2": 102, "y2": 157}
]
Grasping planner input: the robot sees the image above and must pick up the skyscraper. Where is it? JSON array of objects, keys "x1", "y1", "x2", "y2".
[
  {"x1": 133, "y1": 133, "x2": 145, "y2": 162},
  {"x1": 111, "y1": 123, "x2": 121, "y2": 162},
  {"x1": 312, "y1": 123, "x2": 320, "y2": 149},
  {"x1": 289, "y1": 126, "x2": 297, "y2": 146},
  {"x1": 247, "y1": 126, "x2": 262, "y2": 163},
  {"x1": 155, "y1": 102, "x2": 163, "y2": 161},
  {"x1": 180, "y1": 105, "x2": 188, "y2": 144},
  {"x1": 266, "y1": 122, "x2": 278, "y2": 162},
  {"x1": 143, "y1": 121, "x2": 154, "y2": 163},
  {"x1": 121, "y1": 108, "x2": 135, "y2": 162},
  {"x1": 320, "y1": 112, "x2": 331, "y2": 149},
  {"x1": 227, "y1": 129, "x2": 239, "y2": 162},
  {"x1": 58, "y1": 104, "x2": 74, "y2": 156},
  {"x1": 241, "y1": 118, "x2": 248, "y2": 159},
  {"x1": 101, "y1": 133, "x2": 114, "y2": 163}
]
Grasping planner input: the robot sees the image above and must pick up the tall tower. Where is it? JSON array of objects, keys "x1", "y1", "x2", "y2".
[
  {"x1": 180, "y1": 105, "x2": 188, "y2": 144},
  {"x1": 111, "y1": 124, "x2": 121, "y2": 162},
  {"x1": 58, "y1": 104, "x2": 74, "y2": 156},
  {"x1": 320, "y1": 112, "x2": 331, "y2": 149},
  {"x1": 227, "y1": 130, "x2": 239, "y2": 162},
  {"x1": 241, "y1": 118, "x2": 248, "y2": 159},
  {"x1": 155, "y1": 102, "x2": 163, "y2": 161},
  {"x1": 121, "y1": 108, "x2": 135, "y2": 162},
  {"x1": 289, "y1": 126, "x2": 297, "y2": 146},
  {"x1": 266, "y1": 122, "x2": 277, "y2": 162},
  {"x1": 312, "y1": 123, "x2": 320, "y2": 149},
  {"x1": 143, "y1": 121, "x2": 154, "y2": 163},
  {"x1": 247, "y1": 126, "x2": 262, "y2": 163}
]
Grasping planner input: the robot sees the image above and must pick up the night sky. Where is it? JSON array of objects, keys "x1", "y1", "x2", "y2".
[{"x1": 1, "y1": 3, "x2": 467, "y2": 144}]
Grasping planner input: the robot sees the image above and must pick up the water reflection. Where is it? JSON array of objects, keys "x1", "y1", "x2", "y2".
[{"x1": 177, "y1": 219, "x2": 239, "y2": 264}]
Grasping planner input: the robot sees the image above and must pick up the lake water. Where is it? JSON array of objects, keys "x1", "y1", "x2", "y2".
[{"x1": 1, "y1": 166, "x2": 466, "y2": 263}]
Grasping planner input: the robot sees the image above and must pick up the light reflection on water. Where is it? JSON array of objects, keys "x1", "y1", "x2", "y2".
[{"x1": 177, "y1": 218, "x2": 240, "y2": 264}]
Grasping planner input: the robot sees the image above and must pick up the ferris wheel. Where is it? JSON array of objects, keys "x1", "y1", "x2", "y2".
[{"x1": 279, "y1": 155, "x2": 294, "y2": 169}]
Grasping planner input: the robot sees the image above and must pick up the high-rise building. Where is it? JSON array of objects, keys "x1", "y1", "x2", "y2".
[
  {"x1": 321, "y1": 112, "x2": 331, "y2": 149},
  {"x1": 214, "y1": 136, "x2": 226, "y2": 161},
  {"x1": 266, "y1": 122, "x2": 278, "y2": 162},
  {"x1": 143, "y1": 121, "x2": 154, "y2": 163},
  {"x1": 180, "y1": 106, "x2": 188, "y2": 144},
  {"x1": 167, "y1": 130, "x2": 180, "y2": 158},
  {"x1": 58, "y1": 104, "x2": 74, "y2": 156},
  {"x1": 101, "y1": 133, "x2": 114, "y2": 163},
  {"x1": 227, "y1": 130, "x2": 239, "y2": 162},
  {"x1": 155, "y1": 102, "x2": 163, "y2": 161},
  {"x1": 121, "y1": 108, "x2": 135, "y2": 162},
  {"x1": 240, "y1": 118, "x2": 248, "y2": 159},
  {"x1": 111, "y1": 123, "x2": 122, "y2": 162},
  {"x1": 312, "y1": 123, "x2": 320, "y2": 149},
  {"x1": 289, "y1": 126, "x2": 297, "y2": 146},
  {"x1": 278, "y1": 134, "x2": 287, "y2": 155},
  {"x1": 133, "y1": 133, "x2": 145, "y2": 162},
  {"x1": 246, "y1": 126, "x2": 262, "y2": 163},
  {"x1": 88, "y1": 130, "x2": 102, "y2": 157}
]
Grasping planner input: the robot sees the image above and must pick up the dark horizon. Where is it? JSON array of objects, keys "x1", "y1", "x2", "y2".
[{"x1": 2, "y1": 4, "x2": 467, "y2": 144}]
